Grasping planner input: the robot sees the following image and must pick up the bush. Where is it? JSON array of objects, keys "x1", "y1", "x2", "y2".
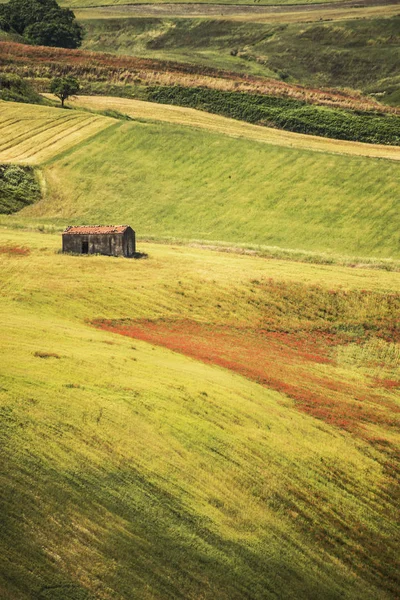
[
  {"x1": 25, "y1": 21, "x2": 83, "y2": 49},
  {"x1": 0, "y1": 164, "x2": 42, "y2": 214},
  {"x1": 0, "y1": 0, "x2": 83, "y2": 49},
  {"x1": 0, "y1": 72, "x2": 44, "y2": 104}
]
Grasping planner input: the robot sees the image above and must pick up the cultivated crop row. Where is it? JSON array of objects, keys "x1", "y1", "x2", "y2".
[{"x1": 0, "y1": 102, "x2": 112, "y2": 164}]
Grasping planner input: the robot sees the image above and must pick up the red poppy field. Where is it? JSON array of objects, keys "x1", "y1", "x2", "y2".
[{"x1": 94, "y1": 278, "x2": 400, "y2": 443}]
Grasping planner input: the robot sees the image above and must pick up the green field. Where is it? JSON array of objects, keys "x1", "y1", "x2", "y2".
[
  {"x1": 1, "y1": 2, "x2": 399, "y2": 598},
  {"x1": 1, "y1": 227, "x2": 399, "y2": 599},
  {"x1": 66, "y1": 95, "x2": 400, "y2": 161},
  {"x1": 79, "y1": 15, "x2": 400, "y2": 104},
  {"x1": 1, "y1": 99, "x2": 399, "y2": 259},
  {"x1": 8, "y1": 117, "x2": 399, "y2": 260},
  {"x1": 0, "y1": 101, "x2": 112, "y2": 164}
]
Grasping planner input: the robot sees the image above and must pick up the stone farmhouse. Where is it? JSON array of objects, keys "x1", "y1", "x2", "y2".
[{"x1": 62, "y1": 225, "x2": 136, "y2": 257}]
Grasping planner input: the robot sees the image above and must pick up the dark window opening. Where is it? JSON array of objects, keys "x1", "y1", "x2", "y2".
[{"x1": 82, "y1": 241, "x2": 89, "y2": 254}]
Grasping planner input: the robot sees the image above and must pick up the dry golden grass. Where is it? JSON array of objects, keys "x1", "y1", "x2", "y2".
[
  {"x1": 74, "y1": 3, "x2": 400, "y2": 24},
  {"x1": 65, "y1": 95, "x2": 400, "y2": 161},
  {"x1": 0, "y1": 101, "x2": 112, "y2": 164}
]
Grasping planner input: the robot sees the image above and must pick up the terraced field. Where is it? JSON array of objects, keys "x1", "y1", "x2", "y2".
[
  {"x1": 0, "y1": 101, "x2": 112, "y2": 165},
  {"x1": 66, "y1": 95, "x2": 400, "y2": 161},
  {"x1": 4, "y1": 41, "x2": 388, "y2": 113}
]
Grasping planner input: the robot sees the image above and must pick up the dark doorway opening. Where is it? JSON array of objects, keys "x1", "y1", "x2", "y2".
[{"x1": 82, "y1": 241, "x2": 89, "y2": 254}]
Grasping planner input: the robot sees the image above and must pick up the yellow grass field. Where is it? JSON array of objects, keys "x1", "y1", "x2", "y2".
[
  {"x1": 64, "y1": 95, "x2": 400, "y2": 161},
  {"x1": 1, "y1": 226, "x2": 399, "y2": 599},
  {"x1": 74, "y1": 3, "x2": 400, "y2": 23},
  {"x1": 0, "y1": 101, "x2": 112, "y2": 165}
]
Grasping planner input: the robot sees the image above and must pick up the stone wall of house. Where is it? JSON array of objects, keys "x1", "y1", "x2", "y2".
[
  {"x1": 63, "y1": 233, "x2": 124, "y2": 256},
  {"x1": 62, "y1": 227, "x2": 136, "y2": 257}
]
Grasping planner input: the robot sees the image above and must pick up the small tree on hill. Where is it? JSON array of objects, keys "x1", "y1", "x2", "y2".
[{"x1": 50, "y1": 76, "x2": 80, "y2": 107}]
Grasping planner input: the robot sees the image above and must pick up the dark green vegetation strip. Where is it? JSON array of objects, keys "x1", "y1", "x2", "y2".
[
  {"x1": 0, "y1": 72, "x2": 44, "y2": 104},
  {"x1": 0, "y1": 164, "x2": 41, "y2": 214},
  {"x1": 147, "y1": 85, "x2": 400, "y2": 145}
]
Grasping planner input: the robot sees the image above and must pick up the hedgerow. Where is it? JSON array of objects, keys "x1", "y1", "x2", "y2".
[{"x1": 147, "y1": 86, "x2": 400, "y2": 145}]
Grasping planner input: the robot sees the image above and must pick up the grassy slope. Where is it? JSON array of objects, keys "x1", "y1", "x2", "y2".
[
  {"x1": 10, "y1": 117, "x2": 399, "y2": 259},
  {"x1": 64, "y1": 95, "x2": 400, "y2": 160},
  {"x1": 2, "y1": 41, "x2": 393, "y2": 115},
  {"x1": 145, "y1": 85, "x2": 400, "y2": 145},
  {"x1": 79, "y1": 15, "x2": 400, "y2": 103},
  {"x1": 58, "y1": 0, "x2": 349, "y2": 7},
  {"x1": 1, "y1": 228, "x2": 399, "y2": 599},
  {"x1": 74, "y1": 4, "x2": 400, "y2": 26},
  {"x1": 0, "y1": 101, "x2": 113, "y2": 165}
]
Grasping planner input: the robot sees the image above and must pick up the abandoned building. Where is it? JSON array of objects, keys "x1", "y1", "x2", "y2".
[{"x1": 62, "y1": 225, "x2": 136, "y2": 257}]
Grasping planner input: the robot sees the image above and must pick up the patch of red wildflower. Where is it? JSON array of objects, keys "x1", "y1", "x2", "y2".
[
  {"x1": 373, "y1": 379, "x2": 400, "y2": 390},
  {"x1": 93, "y1": 318, "x2": 400, "y2": 438},
  {"x1": 0, "y1": 244, "x2": 30, "y2": 256}
]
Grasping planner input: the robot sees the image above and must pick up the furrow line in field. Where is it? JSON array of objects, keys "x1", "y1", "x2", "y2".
[
  {"x1": 0, "y1": 117, "x2": 22, "y2": 131},
  {"x1": 0, "y1": 114, "x2": 83, "y2": 153},
  {"x1": 3, "y1": 117, "x2": 95, "y2": 160},
  {"x1": 0, "y1": 116, "x2": 96, "y2": 160},
  {"x1": 7, "y1": 117, "x2": 111, "y2": 164},
  {"x1": 0, "y1": 120, "x2": 66, "y2": 153}
]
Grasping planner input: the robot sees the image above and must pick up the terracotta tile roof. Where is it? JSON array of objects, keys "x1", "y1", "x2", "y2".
[{"x1": 63, "y1": 225, "x2": 130, "y2": 235}]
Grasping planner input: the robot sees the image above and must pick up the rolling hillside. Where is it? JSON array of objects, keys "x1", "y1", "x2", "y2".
[
  {"x1": 5, "y1": 111, "x2": 397, "y2": 259},
  {"x1": 76, "y1": 10, "x2": 400, "y2": 104},
  {"x1": 1, "y1": 227, "x2": 399, "y2": 599},
  {"x1": 1, "y1": 2, "x2": 399, "y2": 599},
  {"x1": 0, "y1": 100, "x2": 398, "y2": 259},
  {"x1": 3, "y1": 41, "x2": 391, "y2": 114},
  {"x1": 62, "y1": 95, "x2": 400, "y2": 159},
  {"x1": 79, "y1": 14, "x2": 400, "y2": 102}
]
